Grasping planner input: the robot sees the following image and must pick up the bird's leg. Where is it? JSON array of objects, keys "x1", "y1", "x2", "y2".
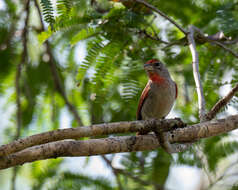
[
  {"x1": 155, "y1": 131, "x2": 176, "y2": 153},
  {"x1": 154, "y1": 117, "x2": 192, "y2": 153},
  {"x1": 155, "y1": 132, "x2": 192, "y2": 153}
]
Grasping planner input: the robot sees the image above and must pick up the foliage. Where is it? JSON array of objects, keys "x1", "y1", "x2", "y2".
[
  {"x1": 0, "y1": 0, "x2": 238, "y2": 189},
  {"x1": 40, "y1": 0, "x2": 55, "y2": 29}
]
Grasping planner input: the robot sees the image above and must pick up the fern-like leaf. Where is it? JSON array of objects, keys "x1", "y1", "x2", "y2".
[
  {"x1": 56, "y1": 0, "x2": 72, "y2": 16},
  {"x1": 70, "y1": 27, "x2": 100, "y2": 45},
  {"x1": 40, "y1": 0, "x2": 55, "y2": 29},
  {"x1": 77, "y1": 37, "x2": 104, "y2": 83}
]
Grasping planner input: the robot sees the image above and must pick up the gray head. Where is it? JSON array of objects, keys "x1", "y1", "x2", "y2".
[{"x1": 144, "y1": 59, "x2": 171, "y2": 79}]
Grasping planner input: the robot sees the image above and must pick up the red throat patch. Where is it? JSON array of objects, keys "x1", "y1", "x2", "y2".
[{"x1": 148, "y1": 72, "x2": 165, "y2": 83}]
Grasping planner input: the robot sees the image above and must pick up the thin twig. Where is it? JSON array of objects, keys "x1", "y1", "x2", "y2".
[
  {"x1": 208, "y1": 159, "x2": 238, "y2": 189},
  {"x1": 223, "y1": 38, "x2": 238, "y2": 45},
  {"x1": 102, "y1": 156, "x2": 164, "y2": 189},
  {"x1": 212, "y1": 41, "x2": 238, "y2": 58},
  {"x1": 101, "y1": 156, "x2": 124, "y2": 190},
  {"x1": 190, "y1": 27, "x2": 238, "y2": 59},
  {"x1": 194, "y1": 145, "x2": 213, "y2": 184},
  {"x1": 11, "y1": 167, "x2": 18, "y2": 190},
  {"x1": 34, "y1": 0, "x2": 83, "y2": 126},
  {"x1": 205, "y1": 83, "x2": 238, "y2": 121},
  {"x1": 133, "y1": 0, "x2": 187, "y2": 35},
  {"x1": 115, "y1": 168, "x2": 164, "y2": 189},
  {"x1": 46, "y1": 43, "x2": 83, "y2": 125},
  {"x1": 15, "y1": 0, "x2": 30, "y2": 140},
  {"x1": 187, "y1": 25, "x2": 206, "y2": 121},
  {"x1": 12, "y1": 0, "x2": 31, "y2": 190},
  {"x1": 138, "y1": 29, "x2": 169, "y2": 44}
]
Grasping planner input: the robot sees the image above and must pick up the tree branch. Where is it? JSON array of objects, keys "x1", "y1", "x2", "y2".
[
  {"x1": 187, "y1": 25, "x2": 206, "y2": 121},
  {"x1": 102, "y1": 155, "x2": 164, "y2": 189},
  {"x1": 12, "y1": 1, "x2": 30, "y2": 190},
  {"x1": 205, "y1": 83, "x2": 238, "y2": 121},
  {"x1": 212, "y1": 41, "x2": 238, "y2": 58},
  {"x1": 46, "y1": 43, "x2": 83, "y2": 125},
  {"x1": 101, "y1": 155, "x2": 124, "y2": 190},
  {"x1": 138, "y1": 29, "x2": 169, "y2": 44},
  {"x1": 189, "y1": 27, "x2": 238, "y2": 59},
  {"x1": 0, "y1": 115, "x2": 238, "y2": 170},
  {"x1": 33, "y1": 0, "x2": 83, "y2": 126},
  {"x1": 15, "y1": 0, "x2": 30, "y2": 140},
  {"x1": 133, "y1": 0, "x2": 187, "y2": 35},
  {"x1": 0, "y1": 118, "x2": 184, "y2": 156},
  {"x1": 114, "y1": 168, "x2": 164, "y2": 190}
]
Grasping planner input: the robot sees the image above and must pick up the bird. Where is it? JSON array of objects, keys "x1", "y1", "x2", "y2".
[{"x1": 137, "y1": 59, "x2": 177, "y2": 153}]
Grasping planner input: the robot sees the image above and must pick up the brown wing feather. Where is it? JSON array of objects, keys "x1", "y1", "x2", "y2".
[
  {"x1": 174, "y1": 82, "x2": 178, "y2": 99},
  {"x1": 136, "y1": 81, "x2": 151, "y2": 120}
]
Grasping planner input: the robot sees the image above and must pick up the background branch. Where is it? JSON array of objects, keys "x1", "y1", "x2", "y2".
[
  {"x1": 212, "y1": 41, "x2": 238, "y2": 58},
  {"x1": 190, "y1": 27, "x2": 238, "y2": 59},
  {"x1": 187, "y1": 25, "x2": 206, "y2": 121},
  {"x1": 101, "y1": 155, "x2": 124, "y2": 190},
  {"x1": 134, "y1": 0, "x2": 187, "y2": 35},
  {"x1": 34, "y1": 0, "x2": 83, "y2": 126},
  {"x1": 205, "y1": 83, "x2": 238, "y2": 120},
  {"x1": 102, "y1": 155, "x2": 164, "y2": 189},
  {"x1": 12, "y1": 0, "x2": 30, "y2": 190}
]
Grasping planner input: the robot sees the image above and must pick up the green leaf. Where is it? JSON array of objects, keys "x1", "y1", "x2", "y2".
[
  {"x1": 40, "y1": 0, "x2": 55, "y2": 29},
  {"x1": 38, "y1": 28, "x2": 53, "y2": 44},
  {"x1": 70, "y1": 27, "x2": 99, "y2": 45}
]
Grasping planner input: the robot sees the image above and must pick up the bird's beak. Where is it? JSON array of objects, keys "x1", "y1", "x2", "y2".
[{"x1": 144, "y1": 63, "x2": 154, "y2": 71}]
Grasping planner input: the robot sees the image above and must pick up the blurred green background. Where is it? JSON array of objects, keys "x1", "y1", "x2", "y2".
[{"x1": 0, "y1": 0, "x2": 238, "y2": 189}]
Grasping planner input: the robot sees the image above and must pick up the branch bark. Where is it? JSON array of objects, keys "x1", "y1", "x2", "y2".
[
  {"x1": 33, "y1": 0, "x2": 83, "y2": 126},
  {"x1": 187, "y1": 26, "x2": 206, "y2": 121},
  {"x1": 0, "y1": 115, "x2": 238, "y2": 170},
  {"x1": 102, "y1": 155, "x2": 164, "y2": 189},
  {"x1": 12, "y1": 1, "x2": 30, "y2": 190},
  {"x1": 15, "y1": 0, "x2": 30, "y2": 140},
  {"x1": 212, "y1": 41, "x2": 238, "y2": 58},
  {"x1": 134, "y1": 0, "x2": 187, "y2": 35},
  {"x1": 191, "y1": 27, "x2": 238, "y2": 59},
  {"x1": 101, "y1": 155, "x2": 124, "y2": 190},
  {"x1": 0, "y1": 118, "x2": 184, "y2": 156},
  {"x1": 205, "y1": 83, "x2": 238, "y2": 121}
]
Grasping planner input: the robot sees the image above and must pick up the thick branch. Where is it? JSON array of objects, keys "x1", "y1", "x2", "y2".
[
  {"x1": 0, "y1": 135, "x2": 158, "y2": 170},
  {"x1": 187, "y1": 26, "x2": 206, "y2": 121},
  {"x1": 0, "y1": 115, "x2": 238, "y2": 170},
  {"x1": 168, "y1": 115, "x2": 238, "y2": 142},
  {"x1": 134, "y1": 0, "x2": 187, "y2": 35},
  {"x1": 0, "y1": 118, "x2": 184, "y2": 156},
  {"x1": 205, "y1": 83, "x2": 238, "y2": 121}
]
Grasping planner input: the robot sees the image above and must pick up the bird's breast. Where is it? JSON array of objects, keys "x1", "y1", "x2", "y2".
[{"x1": 141, "y1": 80, "x2": 176, "y2": 120}]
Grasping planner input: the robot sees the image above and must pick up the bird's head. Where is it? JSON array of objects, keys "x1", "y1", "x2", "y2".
[{"x1": 144, "y1": 59, "x2": 171, "y2": 81}]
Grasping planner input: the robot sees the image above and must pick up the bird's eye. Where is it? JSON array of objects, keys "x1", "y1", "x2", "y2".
[{"x1": 154, "y1": 62, "x2": 161, "y2": 67}]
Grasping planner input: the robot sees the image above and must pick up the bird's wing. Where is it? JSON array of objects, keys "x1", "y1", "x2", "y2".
[
  {"x1": 174, "y1": 82, "x2": 178, "y2": 99},
  {"x1": 136, "y1": 81, "x2": 151, "y2": 120}
]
